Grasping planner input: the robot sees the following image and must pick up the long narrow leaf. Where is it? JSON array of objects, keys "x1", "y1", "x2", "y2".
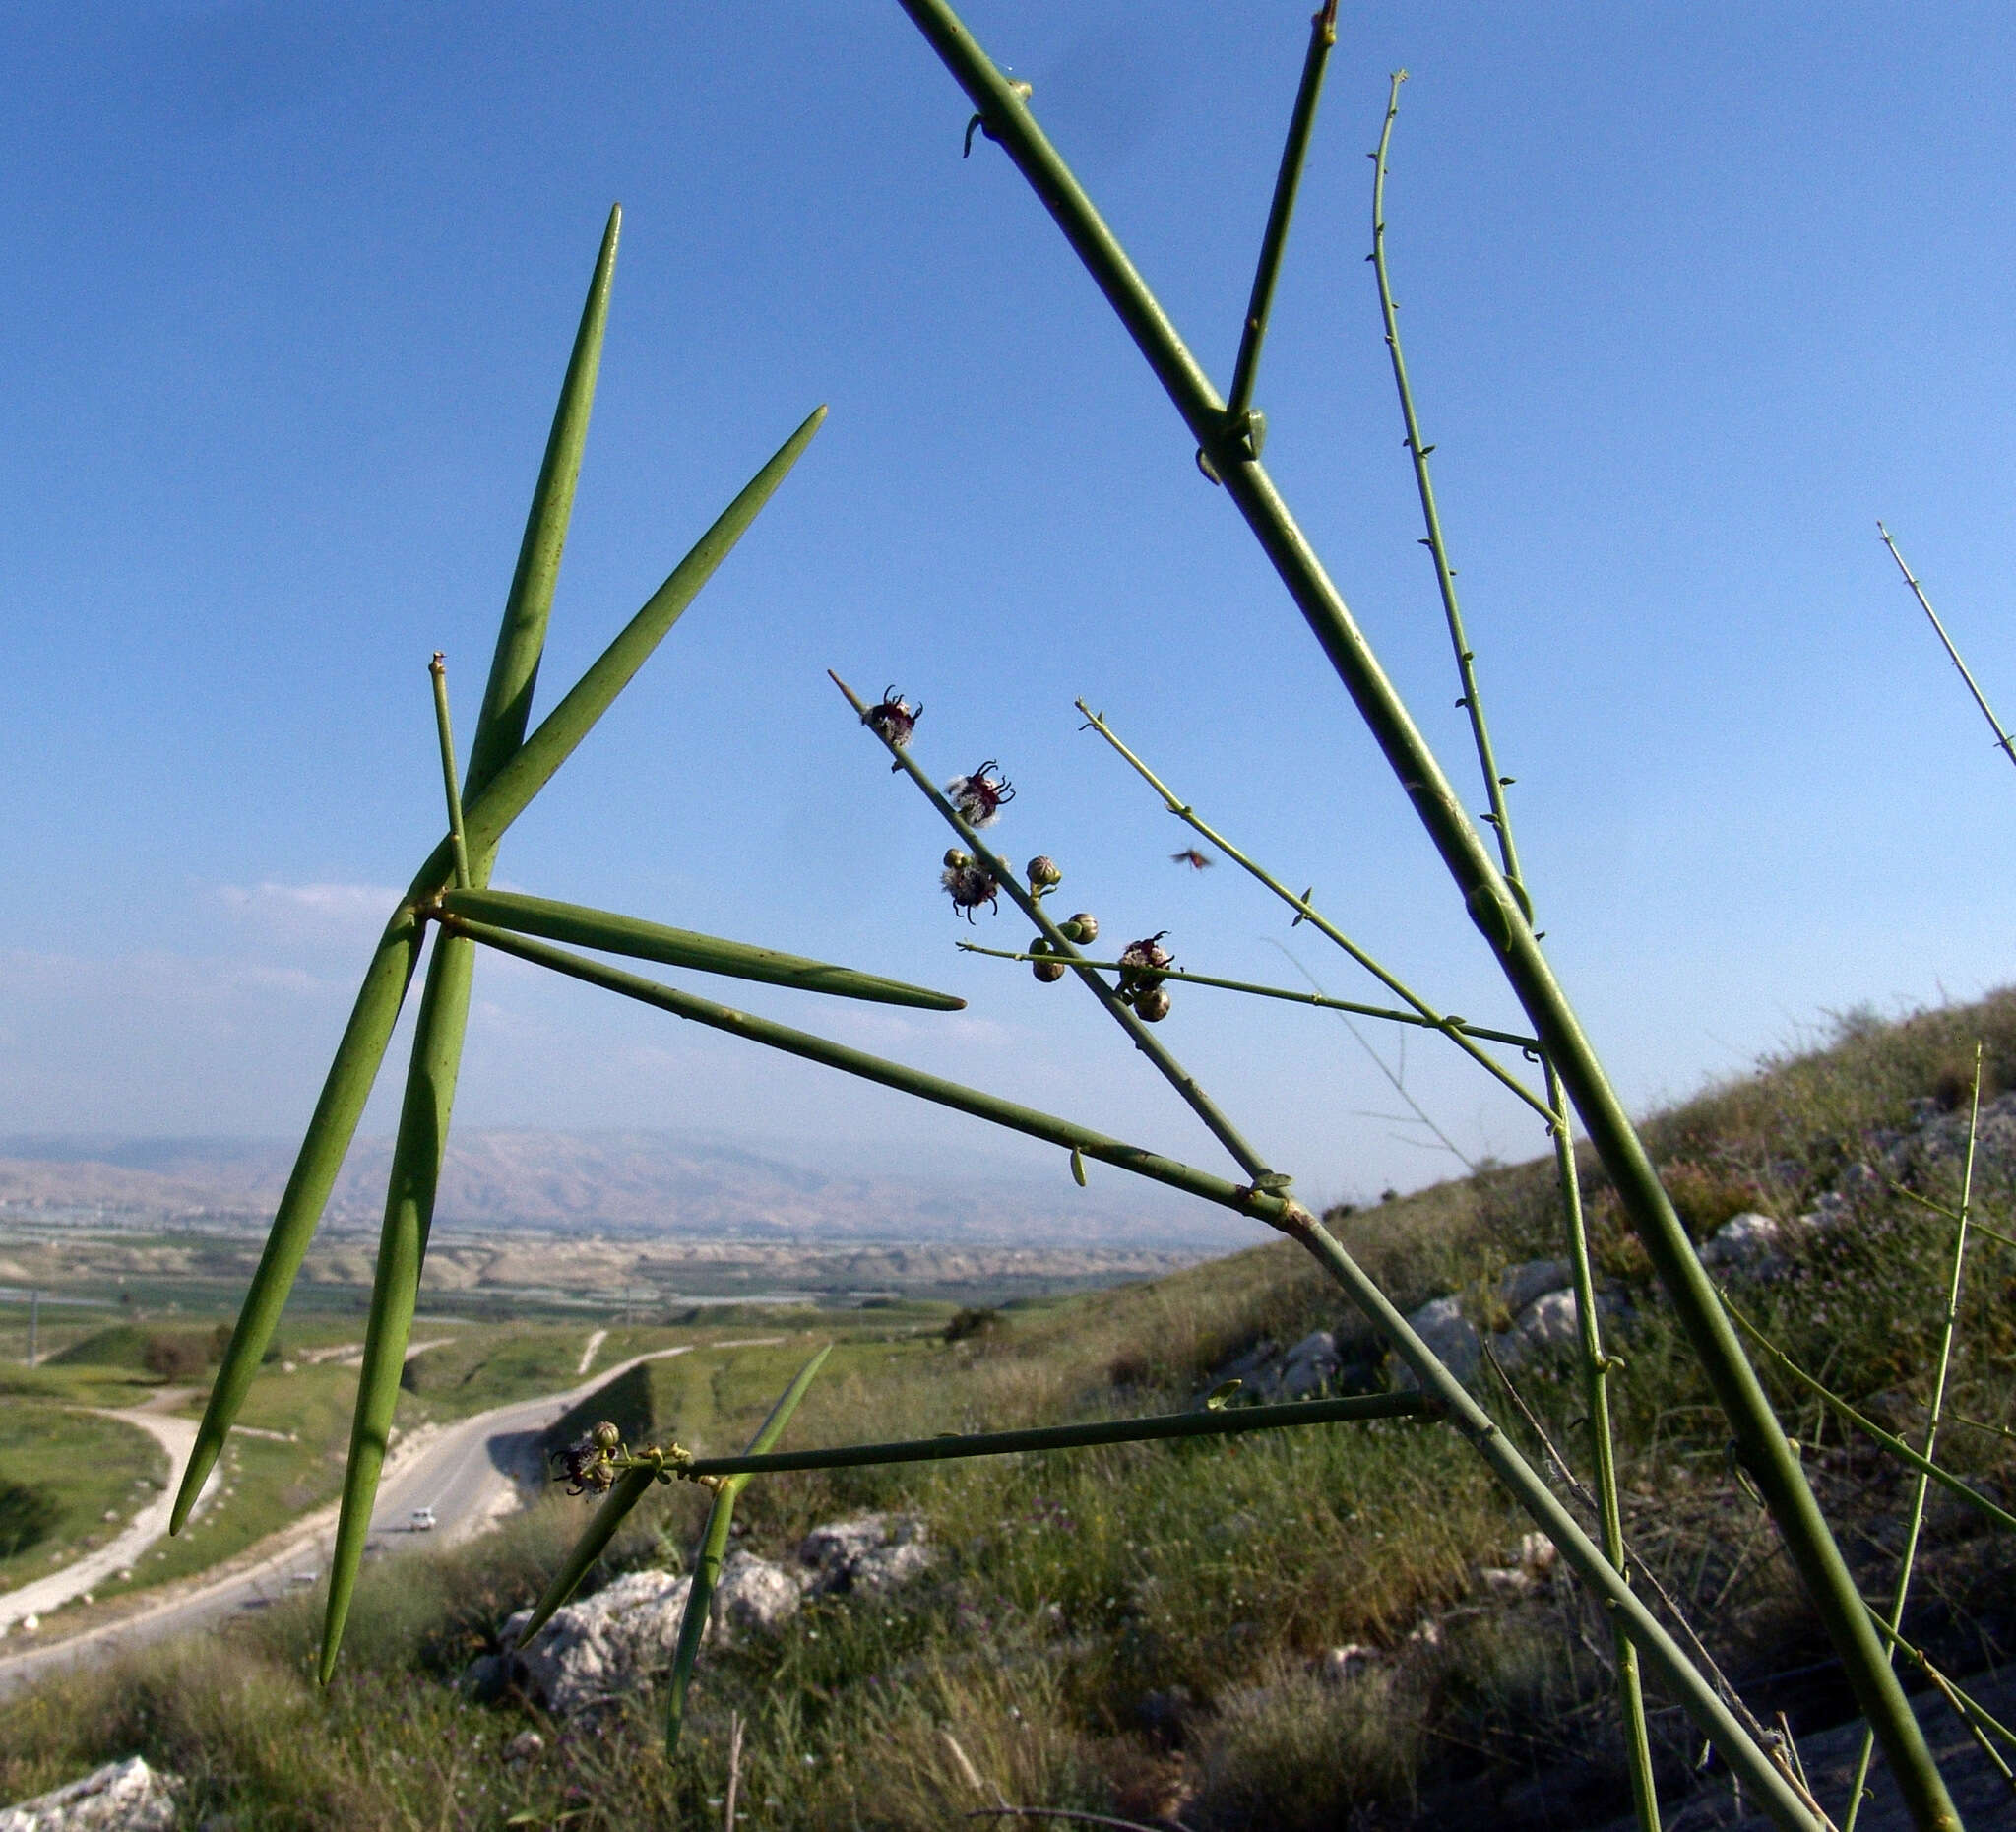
[
  {"x1": 441, "y1": 916, "x2": 1296, "y2": 1225},
  {"x1": 665, "y1": 1348, "x2": 831, "y2": 1756},
  {"x1": 179, "y1": 406, "x2": 825, "y2": 1532},
  {"x1": 170, "y1": 909, "x2": 425, "y2": 1531},
  {"x1": 438, "y1": 887, "x2": 965, "y2": 1010},
  {"x1": 178, "y1": 215, "x2": 623, "y2": 1533},
  {"x1": 460, "y1": 405, "x2": 826, "y2": 865},
  {"x1": 465, "y1": 204, "x2": 622, "y2": 809},
  {"x1": 320, "y1": 930, "x2": 480, "y2": 1680},
  {"x1": 520, "y1": 1465, "x2": 661, "y2": 1643},
  {"x1": 319, "y1": 215, "x2": 624, "y2": 1679}
]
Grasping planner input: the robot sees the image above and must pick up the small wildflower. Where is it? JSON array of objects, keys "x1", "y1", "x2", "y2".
[
  {"x1": 555, "y1": 1436, "x2": 615, "y2": 1495},
  {"x1": 945, "y1": 761, "x2": 1015, "y2": 828},
  {"x1": 864, "y1": 685, "x2": 919, "y2": 749},
  {"x1": 1118, "y1": 931, "x2": 1173, "y2": 983},
  {"x1": 1026, "y1": 854, "x2": 1061, "y2": 892},
  {"x1": 1061, "y1": 912, "x2": 1099, "y2": 945},
  {"x1": 942, "y1": 860, "x2": 1001, "y2": 922}
]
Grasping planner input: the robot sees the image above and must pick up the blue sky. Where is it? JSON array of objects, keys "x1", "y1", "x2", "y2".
[{"x1": 3, "y1": 3, "x2": 2014, "y2": 1219}]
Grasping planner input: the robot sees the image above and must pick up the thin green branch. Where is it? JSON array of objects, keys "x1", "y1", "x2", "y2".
[
  {"x1": 1846, "y1": 1047, "x2": 1984, "y2": 1831},
  {"x1": 657, "y1": 1389, "x2": 1436, "y2": 1480},
  {"x1": 1723, "y1": 1294, "x2": 2016, "y2": 1536},
  {"x1": 1545, "y1": 1063, "x2": 1658, "y2": 1831},
  {"x1": 899, "y1": 9, "x2": 1938, "y2": 1819},
  {"x1": 1371, "y1": 73, "x2": 1524, "y2": 902},
  {"x1": 956, "y1": 939, "x2": 1537, "y2": 1047},
  {"x1": 1879, "y1": 523, "x2": 2016, "y2": 772},
  {"x1": 437, "y1": 887, "x2": 966, "y2": 1010},
  {"x1": 1074, "y1": 700, "x2": 1551, "y2": 1123},
  {"x1": 1222, "y1": 1, "x2": 1337, "y2": 440},
  {"x1": 830, "y1": 670, "x2": 1281, "y2": 1183},
  {"x1": 429, "y1": 655, "x2": 472, "y2": 890}
]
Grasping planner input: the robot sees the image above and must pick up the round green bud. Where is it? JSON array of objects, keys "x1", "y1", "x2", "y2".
[
  {"x1": 591, "y1": 1421, "x2": 621, "y2": 1452},
  {"x1": 944, "y1": 848, "x2": 972, "y2": 871},
  {"x1": 1026, "y1": 855, "x2": 1062, "y2": 890},
  {"x1": 1033, "y1": 960, "x2": 1066, "y2": 984},
  {"x1": 1133, "y1": 985, "x2": 1172, "y2": 1023},
  {"x1": 1062, "y1": 913, "x2": 1099, "y2": 945}
]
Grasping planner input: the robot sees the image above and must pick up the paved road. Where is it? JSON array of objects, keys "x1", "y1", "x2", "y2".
[{"x1": 0, "y1": 1338, "x2": 780, "y2": 1698}]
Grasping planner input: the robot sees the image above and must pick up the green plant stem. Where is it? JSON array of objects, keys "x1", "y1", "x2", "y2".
[
  {"x1": 429, "y1": 655, "x2": 472, "y2": 890},
  {"x1": 665, "y1": 1349, "x2": 831, "y2": 1756},
  {"x1": 1879, "y1": 523, "x2": 2016, "y2": 772},
  {"x1": 1371, "y1": 73, "x2": 1524, "y2": 904},
  {"x1": 1723, "y1": 1294, "x2": 2016, "y2": 1536},
  {"x1": 1376, "y1": 82, "x2": 1652, "y2": 1823},
  {"x1": 660, "y1": 1389, "x2": 1437, "y2": 1479},
  {"x1": 1547, "y1": 1063, "x2": 1658, "y2": 1832},
  {"x1": 1868, "y1": 1616, "x2": 2016, "y2": 1757},
  {"x1": 172, "y1": 398, "x2": 825, "y2": 1532},
  {"x1": 1075, "y1": 702, "x2": 1551, "y2": 1124},
  {"x1": 829, "y1": 671, "x2": 1280, "y2": 1181},
  {"x1": 956, "y1": 940, "x2": 1537, "y2": 1047},
  {"x1": 1223, "y1": 0, "x2": 1337, "y2": 433},
  {"x1": 1845, "y1": 1048, "x2": 1984, "y2": 1832},
  {"x1": 460, "y1": 907, "x2": 1809, "y2": 1825},
  {"x1": 442, "y1": 915, "x2": 1296, "y2": 1226},
  {"x1": 898, "y1": 9, "x2": 1946, "y2": 1820},
  {"x1": 437, "y1": 886, "x2": 966, "y2": 1010},
  {"x1": 520, "y1": 1465, "x2": 661, "y2": 1643}
]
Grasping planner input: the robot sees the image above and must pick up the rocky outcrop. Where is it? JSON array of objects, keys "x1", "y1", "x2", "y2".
[
  {"x1": 0, "y1": 1756, "x2": 180, "y2": 1832},
  {"x1": 488, "y1": 1513, "x2": 931, "y2": 1714},
  {"x1": 798, "y1": 1513, "x2": 932, "y2": 1595}
]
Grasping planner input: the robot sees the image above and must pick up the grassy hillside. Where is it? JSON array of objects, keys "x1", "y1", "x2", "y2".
[{"x1": 4, "y1": 996, "x2": 2014, "y2": 1828}]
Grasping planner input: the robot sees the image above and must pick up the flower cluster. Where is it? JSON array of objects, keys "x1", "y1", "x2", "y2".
[
  {"x1": 553, "y1": 1421, "x2": 622, "y2": 1495},
  {"x1": 945, "y1": 761, "x2": 1015, "y2": 828},
  {"x1": 864, "y1": 685, "x2": 920, "y2": 750},
  {"x1": 940, "y1": 849, "x2": 1001, "y2": 922},
  {"x1": 1117, "y1": 931, "x2": 1174, "y2": 1022}
]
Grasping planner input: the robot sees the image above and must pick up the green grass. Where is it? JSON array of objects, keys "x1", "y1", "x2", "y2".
[
  {"x1": 4, "y1": 995, "x2": 2015, "y2": 1827},
  {"x1": 0, "y1": 1406, "x2": 167, "y2": 1595}
]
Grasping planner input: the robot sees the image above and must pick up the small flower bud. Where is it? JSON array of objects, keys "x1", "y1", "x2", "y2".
[
  {"x1": 1026, "y1": 855, "x2": 1062, "y2": 891},
  {"x1": 1033, "y1": 958, "x2": 1066, "y2": 983},
  {"x1": 944, "y1": 848, "x2": 972, "y2": 870},
  {"x1": 591, "y1": 1421, "x2": 621, "y2": 1452},
  {"x1": 1133, "y1": 985, "x2": 1172, "y2": 1022},
  {"x1": 1062, "y1": 913, "x2": 1099, "y2": 945}
]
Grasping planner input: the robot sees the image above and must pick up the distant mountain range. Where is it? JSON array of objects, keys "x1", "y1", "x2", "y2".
[{"x1": 0, "y1": 1129, "x2": 1228, "y2": 1247}]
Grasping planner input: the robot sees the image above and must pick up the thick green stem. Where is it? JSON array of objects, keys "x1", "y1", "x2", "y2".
[
  {"x1": 1845, "y1": 1049, "x2": 1984, "y2": 1830},
  {"x1": 899, "y1": 8, "x2": 1951, "y2": 1820},
  {"x1": 831, "y1": 671, "x2": 1280, "y2": 1180}
]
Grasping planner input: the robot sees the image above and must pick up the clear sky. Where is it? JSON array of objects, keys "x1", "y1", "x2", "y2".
[{"x1": 3, "y1": 4, "x2": 2014, "y2": 1218}]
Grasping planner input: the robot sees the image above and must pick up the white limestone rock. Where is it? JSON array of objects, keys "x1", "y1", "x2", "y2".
[
  {"x1": 797, "y1": 1513, "x2": 933, "y2": 1595},
  {"x1": 0, "y1": 1756, "x2": 180, "y2": 1832}
]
